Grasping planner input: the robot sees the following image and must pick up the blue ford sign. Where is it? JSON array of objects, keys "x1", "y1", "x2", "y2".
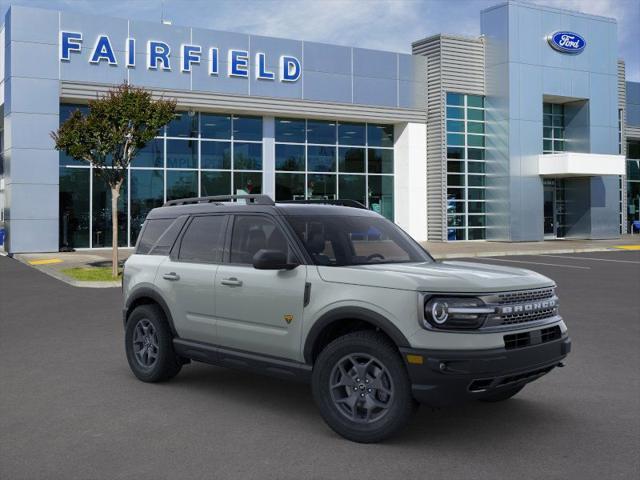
[{"x1": 547, "y1": 31, "x2": 586, "y2": 54}]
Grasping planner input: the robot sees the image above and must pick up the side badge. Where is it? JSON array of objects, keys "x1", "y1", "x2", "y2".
[{"x1": 283, "y1": 314, "x2": 294, "y2": 324}]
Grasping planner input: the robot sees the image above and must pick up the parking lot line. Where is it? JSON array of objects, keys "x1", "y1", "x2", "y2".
[
  {"x1": 613, "y1": 245, "x2": 640, "y2": 250},
  {"x1": 540, "y1": 254, "x2": 640, "y2": 264},
  {"x1": 475, "y1": 257, "x2": 591, "y2": 269},
  {"x1": 28, "y1": 258, "x2": 63, "y2": 265}
]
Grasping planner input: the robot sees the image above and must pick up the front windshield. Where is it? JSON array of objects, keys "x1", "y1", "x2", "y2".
[{"x1": 286, "y1": 215, "x2": 433, "y2": 266}]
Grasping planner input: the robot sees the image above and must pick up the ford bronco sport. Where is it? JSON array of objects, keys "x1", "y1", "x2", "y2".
[{"x1": 123, "y1": 194, "x2": 570, "y2": 443}]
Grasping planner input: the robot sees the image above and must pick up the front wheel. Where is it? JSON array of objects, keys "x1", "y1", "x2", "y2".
[{"x1": 312, "y1": 331, "x2": 416, "y2": 443}]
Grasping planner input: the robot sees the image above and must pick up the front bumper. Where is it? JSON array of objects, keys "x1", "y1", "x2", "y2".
[{"x1": 400, "y1": 335, "x2": 571, "y2": 406}]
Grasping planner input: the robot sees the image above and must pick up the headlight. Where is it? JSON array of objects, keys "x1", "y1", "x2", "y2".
[{"x1": 423, "y1": 297, "x2": 495, "y2": 330}]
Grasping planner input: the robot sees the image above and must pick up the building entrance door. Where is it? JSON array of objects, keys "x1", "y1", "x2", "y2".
[{"x1": 543, "y1": 179, "x2": 567, "y2": 238}]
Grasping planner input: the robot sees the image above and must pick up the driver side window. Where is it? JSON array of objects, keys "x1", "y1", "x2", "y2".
[{"x1": 229, "y1": 215, "x2": 293, "y2": 265}]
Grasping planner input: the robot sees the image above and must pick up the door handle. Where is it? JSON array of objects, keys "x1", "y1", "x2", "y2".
[
  {"x1": 220, "y1": 277, "x2": 243, "y2": 287},
  {"x1": 162, "y1": 272, "x2": 180, "y2": 281}
]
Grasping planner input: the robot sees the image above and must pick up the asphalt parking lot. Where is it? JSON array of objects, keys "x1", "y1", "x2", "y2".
[{"x1": 1, "y1": 250, "x2": 639, "y2": 480}]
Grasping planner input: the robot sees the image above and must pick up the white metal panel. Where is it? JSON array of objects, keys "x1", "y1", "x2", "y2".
[{"x1": 538, "y1": 153, "x2": 626, "y2": 177}]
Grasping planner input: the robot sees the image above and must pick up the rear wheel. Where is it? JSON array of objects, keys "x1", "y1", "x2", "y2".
[
  {"x1": 478, "y1": 385, "x2": 524, "y2": 402},
  {"x1": 125, "y1": 304, "x2": 182, "y2": 382},
  {"x1": 312, "y1": 331, "x2": 416, "y2": 443}
]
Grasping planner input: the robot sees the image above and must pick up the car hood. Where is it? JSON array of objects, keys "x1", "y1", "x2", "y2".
[{"x1": 317, "y1": 260, "x2": 554, "y2": 293}]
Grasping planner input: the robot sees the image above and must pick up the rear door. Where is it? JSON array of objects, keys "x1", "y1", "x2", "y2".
[
  {"x1": 156, "y1": 214, "x2": 228, "y2": 344},
  {"x1": 214, "y1": 214, "x2": 307, "y2": 361}
]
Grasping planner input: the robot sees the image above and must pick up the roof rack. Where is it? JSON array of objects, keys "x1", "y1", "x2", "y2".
[
  {"x1": 278, "y1": 199, "x2": 367, "y2": 209},
  {"x1": 164, "y1": 194, "x2": 275, "y2": 207}
]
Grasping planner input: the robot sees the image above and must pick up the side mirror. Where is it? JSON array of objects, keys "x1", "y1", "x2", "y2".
[{"x1": 252, "y1": 249, "x2": 298, "y2": 270}]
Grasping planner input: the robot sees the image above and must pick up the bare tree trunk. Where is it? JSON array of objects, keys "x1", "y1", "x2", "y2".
[{"x1": 111, "y1": 183, "x2": 122, "y2": 279}]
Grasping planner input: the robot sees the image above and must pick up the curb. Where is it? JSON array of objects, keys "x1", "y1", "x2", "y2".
[
  {"x1": 432, "y1": 246, "x2": 619, "y2": 260},
  {"x1": 11, "y1": 255, "x2": 121, "y2": 289}
]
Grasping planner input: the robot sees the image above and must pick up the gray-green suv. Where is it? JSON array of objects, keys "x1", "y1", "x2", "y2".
[{"x1": 123, "y1": 194, "x2": 570, "y2": 443}]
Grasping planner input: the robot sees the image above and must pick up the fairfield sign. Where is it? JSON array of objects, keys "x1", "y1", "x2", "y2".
[{"x1": 59, "y1": 31, "x2": 302, "y2": 82}]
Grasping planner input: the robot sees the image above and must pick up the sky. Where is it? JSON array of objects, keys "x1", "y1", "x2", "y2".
[{"x1": 1, "y1": 0, "x2": 638, "y2": 80}]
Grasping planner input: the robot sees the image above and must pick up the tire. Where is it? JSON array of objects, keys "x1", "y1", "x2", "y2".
[
  {"x1": 478, "y1": 385, "x2": 524, "y2": 402},
  {"x1": 312, "y1": 330, "x2": 416, "y2": 443},
  {"x1": 125, "y1": 304, "x2": 182, "y2": 383}
]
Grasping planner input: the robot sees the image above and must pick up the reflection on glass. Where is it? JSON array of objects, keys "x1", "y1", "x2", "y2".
[
  {"x1": 368, "y1": 149, "x2": 393, "y2": 174},
  {"x1": 59, "y1": 167, "x2": 90, "y2": 248},
  {"x1": 167, "y1": 139, "x2": 197, "y2": 169},
  {"x1": 338, "y1": 147, "x2": 365, "y2": 173},
  {"x1": 167, "y1": 170, "x2": 198, "y2": 201},
  {"x1": 201, "y1": 141, "x2": 231, "y2": 169},
  {"x1": 308, "y1": 174, "x2": 336, "y2": 199},
  {"x1": 307, "y1": 120, "x2": 336, "y2": 144},
  {"x1": 233, "y1": 115, "x2": 262, "y2": 141},
  {"x1": 276, "y1": 118, "x2": 306, "y2": 143},
  {"x1": 234, "y1": 172, "x2": 262, "y2": 194},
  {"x1": 446, "y1": 92, "x2": 464, "y2": 106},
  {"x1": 275, "y1": 173, "x2": 305, "y2": 200},
  {"x1": 338, "y1": 122, "x2": 365, "y2": 146},
  {"x1": 92, "y1": 170, "x2": 127, "y2": 247},
  {"x1": 133, "y1": 139, "x2": 164, "y2": 168},
  {"x1": 368, "y1": 175, "x2": 394, "y2": 221},
  {"x1": 130, "y1": 169, "x2": 164, "y2": 245},
  {"x1": 201, "y1": 113, "x2": 231, "y2": 139},
  {"x1": 276, "y1": 144, "x2": 305, "y2": 171},
  {"x1": 201, "y1": 171, "x2": 231, "y2": 196},
  {"x1": 167, "y1": 111, "x2": 198, "y2": 138},
  {"x1": 308, "y1": 145, "x2": 336, "y2": 172},
  {"x1": 339, "y1": 175, "x2": 366, "y2": 205},
  {"x1": 367, "y1": 124, "x2": 394, "y2": 147},
  {"x1": 234, "y1": 142, "x2": 262, "y2": 170}
]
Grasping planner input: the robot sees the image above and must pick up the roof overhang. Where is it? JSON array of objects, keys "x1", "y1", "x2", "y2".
[{"x1": 538, "y1": 152, "x2": 626, "y2": 177}]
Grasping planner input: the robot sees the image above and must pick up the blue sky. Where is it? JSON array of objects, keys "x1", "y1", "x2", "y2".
[{"x1": 1, "y1": 0, "x2": 638, "y2": 80}]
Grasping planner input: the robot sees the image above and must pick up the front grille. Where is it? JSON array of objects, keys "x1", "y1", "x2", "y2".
[
  {"x1": 481, "y1": 287, "x2": 559, "y2": 327},
  {"x1": 497, "y1": 288, "x2": 555, "y2": 305},
  {"x1": 498, "y1": 365, "x2": 555, "y2": 386},
  {"x1": 501, "y1": 307, "x2": 558, "y2": 325},
  {"x1": 504, "y1": 325, "x2": 562, "y2": 350}
]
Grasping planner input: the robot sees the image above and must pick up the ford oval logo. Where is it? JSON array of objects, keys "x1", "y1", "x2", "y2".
[{"x1": 547, "y1": 31, "x2": 586, "y2": 54}]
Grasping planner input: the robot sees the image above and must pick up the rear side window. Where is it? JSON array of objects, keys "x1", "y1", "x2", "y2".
[
  {"x1": 136, "y1": 219, "x2": 174, "y2": 254},
  {"x1": 178, "y1": 215, "x2": 227, "y2": 263},
  {"x1": 149, "y1": 216, "x2": 188, "y2": 255}
]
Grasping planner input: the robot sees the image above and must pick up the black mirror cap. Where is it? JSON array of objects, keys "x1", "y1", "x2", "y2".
[{"x1": 252, "y1": 249, "x2": 298, "y2": 270}]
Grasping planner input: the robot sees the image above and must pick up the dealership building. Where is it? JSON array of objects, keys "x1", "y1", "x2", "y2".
[{"x1": 0, "y1": 1, "x2": 639, "y2": 252}]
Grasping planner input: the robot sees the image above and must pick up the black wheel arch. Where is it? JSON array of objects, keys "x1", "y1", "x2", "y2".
[
  {"x1": 303, "y1": 306, "x2": 410, "y2": 364},
  {"x1": 124, "y1": 287, "x2": 178, "y2": 337}
]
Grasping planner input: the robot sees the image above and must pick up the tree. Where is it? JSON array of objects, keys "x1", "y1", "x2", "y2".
[{"x1": 52, "y1": 83, "x2": 176, "y2": 278}]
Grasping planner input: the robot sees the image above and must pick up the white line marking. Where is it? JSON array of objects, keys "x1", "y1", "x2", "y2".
[
  {"x1": 475, "y1": 258, "x2": 591, "y2": 269},
  {"x1": 540, "y1": 254, "x2": 640, "y2": 265}
]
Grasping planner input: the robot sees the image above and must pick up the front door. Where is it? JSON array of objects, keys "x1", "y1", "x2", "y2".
[
  {"x1": 214, "y1": 214, "x2": 307, "y2": 361},
  {"x1": 543, "y1": 179, "x2": 567, "y2": 238}
]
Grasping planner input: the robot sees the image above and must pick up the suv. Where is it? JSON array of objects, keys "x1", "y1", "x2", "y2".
[{"x1": 123, "y1": 194, "x2": 570, "y2": 443}]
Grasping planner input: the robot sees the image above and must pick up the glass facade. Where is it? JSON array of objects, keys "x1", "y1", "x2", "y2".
[
  {"x1": 627, "y1": 140, "x2": 640, "y2": 232},
  {"x1": 58, "y1": 104, "x2": 263, "y2": 248},
  {"x1": 274, "y1": 118, "x2": 395, "y2": 220},
  {"x1": 445, "y1": 92, "x2": 486, "y2": 240},
  {"x1": 543, "y1": 103, "x2": 565, "y2": 154}
]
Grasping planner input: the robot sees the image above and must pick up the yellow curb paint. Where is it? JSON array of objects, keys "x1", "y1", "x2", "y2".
[
  {"x1": 613, "y1": 245, "x2": 640, "y2": 251},
  {"x1": 29, "y1": 259, "x2": 63, "y2": 265}
]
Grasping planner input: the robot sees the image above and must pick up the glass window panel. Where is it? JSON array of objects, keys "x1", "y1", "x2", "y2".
[
  {"x1": 447, "y1": 161, "x2": 464, "y2": 173},
  {"x1": 201, "y1": 141, "x2": 231, "y2": 169},
  {"x1": 467, "y1": 161, "x2": 485, "y2": 173},
  {"x1": 59, "y1": 167, "x2": 90, "y2": 249},
  {"x1": 275, "y1": 144, "x2": 305, "y2": 171},
  {"x1": 446, "y1": 106, "x2": 464, "y2": 119},
  {"x1": 338, "y1": 147, "x2": 365, "y2": 173},
  {"x1": 448, "y1": 228, "x2": 466, "y2": 241},
  {"x1": 467, "y1": 134, "x2": 485, "y2": 147},
  {"x1": 230, "y1": 216, "x2": 292, "y2": 264},
  {"x1": 554, "y1": 140, "x2": 564, "y2": 152},
  {"x1": 626, "y1": 160, "x2": 640, "y2": 180},
  {"x1": 167, "y1": 111, "x2": 198, "y2": 138},
  {"x1": 60, "y1": 103, "x2": 89, "y2": 123},
  {"x1": 543, "y1": 127, "x2": 553, "y2": 138},
  {"x1": 447, "y1": 133, "x2": 465, "y2": 146},
  {"x1": 137, "y1": 218, "x2": 175, "y2": 255},
  {"x1": 467, "y1": 95, "x2": 484, "y2": 108},
  {"x1": 447, "y1": 215, "x2": 465, "y2": 227},
  {"x1": 167, "y1": 170, "x2": 198, "y2": 201},
  {"x1": 447, "y1": 200, "x2": 465, "y2": 214},
  {"x1": 447, "y1": 174, "x2": 465, "y2": 186},
  {"x1": 179, "y1": 215, "x2": 227, "y2": 263},
  {"x1": 552, "y1": 115, "x2": 563, "y2": 127},
  {"x1": 447, "y1": 120, "x2": 464, "y2": 133},
  {"x1": 234, "y1": 171, "x2": 262, "y2": 194},
  {"x1": 166, "y1": 139, "x2": 197, "y2": 169},
  {"x1": 233, "y1": 142, "x2": 262, "y2": 170},
  {"x1": 543, "y1": 103, "x2": 552, "y2": 114},
  {"x1": 368, "y1": 149, "x2": 394, "y2": 174},
  {"x1": 468, "y1": 215, "x2": 486, "y2": 227},
  {"x1": 467, "y1": 122, "x2": 484, "y2": 134},
  {"x1": 92, "y1": 170, "x2": 127, "y2": 247},
  {"x1": 368, "y1": 175, "x2": 394, "y2": 221},
  {"x1": 367, "y1": 124, "x2": 394, "y2": 147},
  {"x1": 233, "y1": 115, "x2": 262, "y2": 141},
  {"x1": 307, "y1": 120, "x2": 336, "y2": 144},
  {"x1": 468, "y1": 228, "x2": 486, "y2": 240},
  {"x1": 467, "y1": 108, "x2": 484, "y2": 121},
  {"x1": 628, "y1": 141, "x2": 640, "y2": 159},
  {"x1": 201, "y1": 171, "x2": 231, "y2": 196},
  {"x1": 130, "y1": 169, "x2": 164, "y2": 245},
  {"x1": 275, "y1": 173, "x2": 305, "y2": 201},
  {"x1": 468, "y1": 175, "x2": 485, "y2": 187},
  {"x1": 543, "y1": 139, "x2": 553, "y2": 151},
  {"x1": 308, "y1": 145, "x2": 336, "y2": 172},
  {"x1": 275, "y1": 117, "x2": 306, "y2": 143},
  {"x1": 59, "y1": 151, "x2": 86, "y2": 167},
  {"x1": 201, "y1": 113, "x2": 231, "y2": 139},
  {"x1": 338, "y1": 122, "x2": 365, "y2": 146},
  {"x1": 446, "y1": 92, "x2": 464, "y2": 106},
  {"x1": 543, "y1": 114, "x2": 553, "y2": 126},
  {"x1": 447, "y1": 187, "x2": 465, "y2": 201},
  {"x1": 468, "y1": 188, "x2": 485, "y2": 200},
  {"x1": 467, "y1": 148, "x2": 484, "y2": 160},
  {"x1": 447, "y1": 147, "x2": 464, "y2": 159},
  {"x1": 133, "y1": 138, "x2": 163, "y2": 168},
  {"x1": 468, "y1": 201, "x2": 486, "y2": 214},
  {"x1": 307, "y1": 174, "x2": 336, "y2": 200},
  {"x1": 554, "y1": 128, "x2": 564, "y2": 139},
  {"x1": 338, "y1": 175, "x2": 366, "y2": 205},
  {"x1": 552, "y1": 104, "x2": 563, "y2": 115}
]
